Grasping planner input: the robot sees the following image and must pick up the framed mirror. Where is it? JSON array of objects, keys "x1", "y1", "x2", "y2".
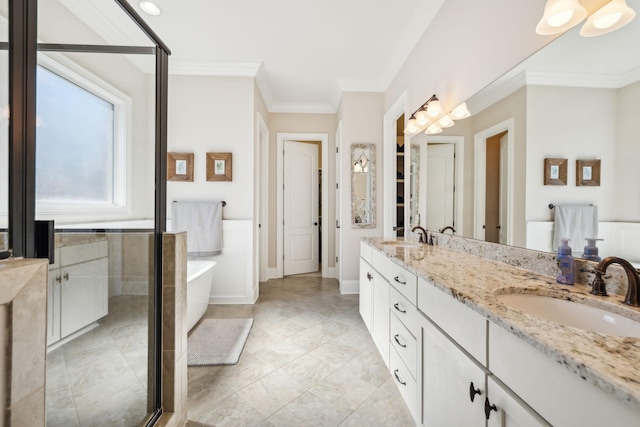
[{"x1": 352, "y1": 143, "x2": 376, "y2": 228}]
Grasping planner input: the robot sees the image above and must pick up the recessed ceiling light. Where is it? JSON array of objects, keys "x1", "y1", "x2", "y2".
[{"x1": 139, "y1": 1, "x2": 162, "y2": 16}]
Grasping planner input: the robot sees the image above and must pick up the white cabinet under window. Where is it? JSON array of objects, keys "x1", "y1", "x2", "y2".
[{"x1": 48, "y1": 239, "x2": 109, "y2": 347}]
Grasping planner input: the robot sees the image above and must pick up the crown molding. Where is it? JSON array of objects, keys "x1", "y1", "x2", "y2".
[
  {"x1": 468, "y1": 68, "x2": 640, "y2": 116},
  {"x1": 168, "y1": 60, "x2": 262, "y2": 77}
]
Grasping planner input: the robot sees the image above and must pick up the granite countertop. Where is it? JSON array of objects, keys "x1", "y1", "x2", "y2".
[{"x1": 363, "y1": 237, "x2": 640, "y2": 412}]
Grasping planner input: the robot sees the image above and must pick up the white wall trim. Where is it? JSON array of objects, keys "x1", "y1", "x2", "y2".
[
  {"x1": 209, "y1": 295, "x2": 257, "y2": 305},
  {"x1": 340, "y1": 280, "x2": 359, "y2": 295},
  {"x1": 276, "y1": 133, "x2": 330, "y2": 278},
  {"x1": 266, "y1": 268, "x2": 278, "y2": 281},
  {"x1": 256, "y1": 113, "x2": 269, "y2": 283},
  {"x1": 474, "y1": 118, "x2": 515, "y2": 244},
  {"x1": 383, "y1": 92, "x2": 408, "y2": 237},
  {"x1": 335, "y1": 121, "x2": 343, "y2": 286}
]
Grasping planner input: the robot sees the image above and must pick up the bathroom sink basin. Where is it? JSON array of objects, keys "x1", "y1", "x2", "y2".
[
  {"x1": 496, "y1": 293, "x2": 640, "y2": 338},
  {"x1": 379, "y1": 240, "x2": 420, "y2": 248}
]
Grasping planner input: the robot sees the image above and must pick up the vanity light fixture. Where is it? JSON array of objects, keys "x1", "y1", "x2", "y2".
[
  {"x1": 536, "y1": 0, "x2": 635, "y2": 36},
  {"x1": 139, "y1": 1, "x2": 162, "y2": 16},
  {"x1": 580, "y1": 0, "x2": 636, "y2": 36},
  {"x1": 403, "y1": 95, "x2": 471, "y2": 135},
  {"x1": 536, "y1": 0, "x2": 587, "y2": 35}
]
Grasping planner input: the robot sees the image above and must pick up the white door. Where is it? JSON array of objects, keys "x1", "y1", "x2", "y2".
[
  {"x1": 499, "y1": 133, "x2": 509, "y2": 245},
  {"x1": 425, "y1": 143, "x2": 455, "y2": 232},
  {"x1": 284, "y1": 140, "x2": 319, "y2": 275}
]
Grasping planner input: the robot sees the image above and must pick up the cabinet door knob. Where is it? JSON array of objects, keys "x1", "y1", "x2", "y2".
[
  {"x1": 393, "y1": 276, "x2": 406, "y2": 285},
  {"x1": 484, "y1": 397, "x2": 497, "y2": 420},
  {"x1": 55, "y1": 275, "x2": 62, "y2": 284},
  {"x1": 367, "y1": 272, "x2": 373, "y2": 281},
  {"x1": 469, "y1": 382, "x2": 482, "y2": 402},
  {"x1": 63, "y1": 273, "x2": 69, "y2": 281},
  {"x1": 393, "y1": 334, "x2": 407, "y2": 348},
  {"x1": 393, "y1": 369, "x2": 406, "y2": 386},
  {"x1": 393, "y1": 302, "x2": 406, "y2": 314}
]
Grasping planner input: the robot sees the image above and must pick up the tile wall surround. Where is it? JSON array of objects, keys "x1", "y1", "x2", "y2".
[
  {"x1": 416, "y1": 232, "x2": 628, "y2": 296},
  {"x1": 0, "y1": 258, "x2": 48, "y2": 426},
  {"x1": 157, "y1": 232, "x2": 188, "y2": 427}
]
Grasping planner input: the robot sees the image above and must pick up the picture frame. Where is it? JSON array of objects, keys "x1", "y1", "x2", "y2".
[
  {"x1": 576, "y1": 159, "x2": 601, "y2": 186},
  {"x1": 167, "y1": 152, "x2": 194, "y2": 182},
  {"x1": 543, "y1": 158, "x2": 567, "y2": 186},
  {"x1": 206, "y1": 152, "x2": 232, "y2": 182}
]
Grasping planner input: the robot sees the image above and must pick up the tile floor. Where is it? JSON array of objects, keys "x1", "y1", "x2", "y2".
[
  {"x1": 187, "y1": 275, "x2": 415, "y2": 426},
  {"x1": 46, "y1": 295, "x2": 149, "y2": 427},
  {"x1": 45, "y1": 275, "x2": 414, "y2": 426}
]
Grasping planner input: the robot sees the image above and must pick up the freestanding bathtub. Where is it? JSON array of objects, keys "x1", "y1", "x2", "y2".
[{"x1": 186, "y1": 259, "x2": 217, "y2": 332}]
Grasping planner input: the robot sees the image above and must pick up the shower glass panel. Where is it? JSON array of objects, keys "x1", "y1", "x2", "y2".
[
  {"x1": 0, "y1": 3, "x2": 8, "y2": 253},
  {"x1": 37, "y1": 1, "x2": 160, "y2": 424}
]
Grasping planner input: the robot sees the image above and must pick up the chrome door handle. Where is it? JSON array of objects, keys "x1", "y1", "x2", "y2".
[
  {"x1": 394, "y1": 334, "x2": 407, "y2": 348},
  {"x1": 393, "y1": 369, "x2": 406, "y2": 386},
  {"x1": 393, "y1": 302, "x2": 406, "y2": 313}
]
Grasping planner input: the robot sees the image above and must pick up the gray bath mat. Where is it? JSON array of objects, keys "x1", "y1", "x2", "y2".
[{"x1": 188, "y1": 318, "x2": 254, "y2": 366}]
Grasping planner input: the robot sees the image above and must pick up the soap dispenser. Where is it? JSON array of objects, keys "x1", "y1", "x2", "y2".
[
  {"x1": 583, "y1": 238, "x2": 603, "y2": 262},
  {"x1": 556, "y1": 238, "x2": 575, "y2": 285}
]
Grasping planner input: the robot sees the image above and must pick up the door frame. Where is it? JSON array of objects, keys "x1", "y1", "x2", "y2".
[
  {"x1": 335, "y1": 121, "x2": 343, "y2": 284},
  {"x1": 473, "y1": 118, "x2": 515, "y2": 244},
  {"x1": 256, "y1": 112, "x2": 269, "y2": 283},
  {"x1": 383, "y1": 91, "x2": 408, "y2": 237},
  {"x1": 276, "y1": 132, "x2": 329, "y2": 278}
]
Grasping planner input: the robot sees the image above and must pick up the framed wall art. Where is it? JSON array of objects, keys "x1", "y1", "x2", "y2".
[
  {"x1": 576, "y1": 159, "x2": 600, "y2": 186},
  {"x1": 543, "y1": 158, "x2": 567, "y2": 186},
  {"x1": 206, "y1": 152, "x2": 232, "y2": 182},
  {"x1": 167, "y1": 152, "x2": 194, "y2": 182}
]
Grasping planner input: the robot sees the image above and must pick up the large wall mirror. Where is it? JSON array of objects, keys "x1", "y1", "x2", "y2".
[
  {"x1": 352, "y1": 143, "x2": 376, "y2": 228},
  {"x1": 409, "y1": 3, "x2": 640, "y2": 263}
]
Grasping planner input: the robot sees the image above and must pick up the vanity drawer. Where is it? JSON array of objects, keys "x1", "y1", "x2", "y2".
[
  {"x1": 360, "y1": 241, "x2": 373, "y2": 264},
  {"x1": 390, "y1": 346, "x2": 419, "y2": 423},
  {"x1": 389, "y1": 285, "x2": 417, "y2": 334},
  {"x1": 390, "y1": 312, "x2": 417, "y2": 380},
  {"x1": 418, "y1": 277, "x2": 487, "y2": 366},
  {"x1": 373, "y1": 250, "x2": 417, "y2": 304}
]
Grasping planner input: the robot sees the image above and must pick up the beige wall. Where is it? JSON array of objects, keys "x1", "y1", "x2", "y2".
[
  {"x1": 615, "y1": 80, "x2": 640, "y2": 221},
  {"x1": 166, "y1": 76, "x2": 255, "y2": 220},
  {"x1": 267, "y1": 113, "x2": 338, "y2": 269},
  {"x1": 338, "y1": 92, "x2": 385, "y2": 282}
]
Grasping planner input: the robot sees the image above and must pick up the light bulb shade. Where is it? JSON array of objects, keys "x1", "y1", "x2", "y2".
[
  {"x1": 580, "y1": 0, "x2": 635, "y2": 37},
  {"x1": 426, "y1": 99, "x2": 443, "y2": 118},
  {"x1": 415, "y1": 109, "x2": 431, "y2": 126},
  {"x1": 425, "y1": 123, "x2": 442, "y2": 135},
  {"x1": 140, "y1": 1, "x2": 162, "y2": 15},
  {"x1": 437, "y1": 115, "x2": 455, "y2": 128},
  {"x1": 451, "y1": 102, "x2": 470, "y2": 120},
  {"x1": 536, "y1": 0, "x2": 587, "y2": 35},
  {"x1": 404, "y1": 117, "x2": 419, "y2": 134}
]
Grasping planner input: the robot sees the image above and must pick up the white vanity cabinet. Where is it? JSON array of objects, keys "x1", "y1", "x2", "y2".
[
  {"x1": 486, "y1": 376, "x2": 550, "y2": 427},
  {"x1": 48, "y1": 239, "x2": 109, "y2": 346},
  {"x1": 359, "y1": 243, "x2": 389, "y2": 365},
  {"x1": 421, "y1": 315, "x2": 486, "y2": 427},
  {"x1": 358, "y1": 257, "x2": 374, "y2": 334}
]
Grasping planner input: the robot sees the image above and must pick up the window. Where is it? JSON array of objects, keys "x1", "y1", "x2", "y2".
[{"x1": 35, "y1": 55, "x2": 130, "y2": 219}]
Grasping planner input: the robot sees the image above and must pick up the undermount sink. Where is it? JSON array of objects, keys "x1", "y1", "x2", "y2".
[
  {"x1": 496, "y1": 292, "x2": 640, "y2": 338},
  {"x1": 379, "y1": 240, "x2": 420, "y2": 248}
]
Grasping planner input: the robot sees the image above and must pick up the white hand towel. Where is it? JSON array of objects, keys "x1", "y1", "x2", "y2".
[
  {"x1": 172, "y1": 201, "x2": 223, "y2": 256},
  {"x1": 552, "y1": 204, "x2": 598, "y2": 254}
]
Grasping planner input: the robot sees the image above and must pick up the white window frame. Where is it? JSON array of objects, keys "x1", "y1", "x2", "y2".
[{"x1": 35, "y1": 52, "x2": 133, "y2": 221}]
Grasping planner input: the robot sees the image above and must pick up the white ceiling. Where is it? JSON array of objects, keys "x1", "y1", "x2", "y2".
[{"x1": 61, "y1": 0, "x2": 446, "y2": 113}]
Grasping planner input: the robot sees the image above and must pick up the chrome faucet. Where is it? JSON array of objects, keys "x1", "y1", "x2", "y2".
[
  {"x1": 593, "y1": 257, "x2": 640, "y2": 307},
  {"x1": 439, "y1": 226, "x2": 456, "y2": 234},
  {"x1": 411, "y1": 226, "x2": 428, "y2": 244}
]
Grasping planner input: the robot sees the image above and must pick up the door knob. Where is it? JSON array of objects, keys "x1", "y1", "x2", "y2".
[{"x1": 484, "y1": 397, "x2": 497, "y2": 419}]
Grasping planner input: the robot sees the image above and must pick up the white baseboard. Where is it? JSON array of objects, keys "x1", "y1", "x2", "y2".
[
  {"x1": 208, "y1": 296, "x2": 255, "y2": 305},
  {"x1": 325, "y1": 266, "x2": 337, "y2": 279},
  {"x1": 340, "y1": 279, "x2": 359, "y2": 295},
  {"x1": 265, "y1": 267, "x2": 278, "y2": 281}
]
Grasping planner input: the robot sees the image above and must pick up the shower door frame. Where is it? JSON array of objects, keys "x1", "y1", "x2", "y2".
[{"x1": 5, "y1": 0, "x2": 170, "y2": 423}]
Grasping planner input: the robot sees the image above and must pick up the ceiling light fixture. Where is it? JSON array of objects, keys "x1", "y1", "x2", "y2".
[
  {"x1": 139, "y1": 1, "x2": 162, "y2": 16},
  {"x1": 580, "y1": 0, "x2": 636, "y2": 36},
  {"x1": 536, "y1": 0, "x2": 587, "y2": 35},
  {"x1": 403, "y1": 95, "x2": 471, "y2": 135}
]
